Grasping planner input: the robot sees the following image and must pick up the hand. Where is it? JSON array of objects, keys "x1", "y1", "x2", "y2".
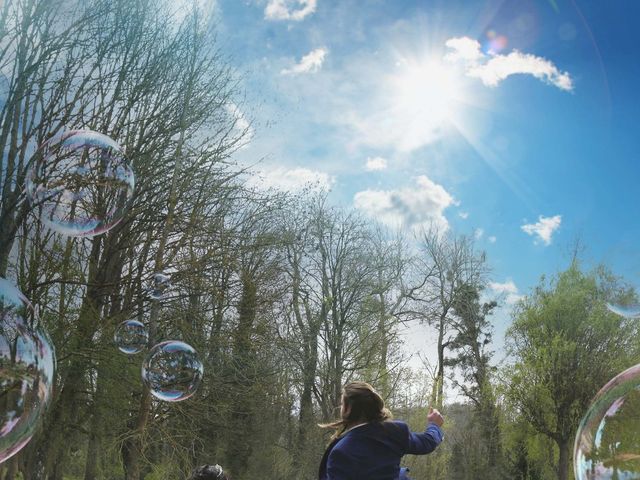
[{"x1": 427, "y1": 407, "x2": 444, "y2": 427}]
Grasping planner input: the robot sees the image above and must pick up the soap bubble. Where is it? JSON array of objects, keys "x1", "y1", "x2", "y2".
[
  {"x1": 607, "y1": 303, "x2": 640, "y2": 319},
  {"x1": 0, "y1": 278, "x2": 55, "y2": 464},
  {"x1": 26, "y1": 130, "x2": 135, "y2": 237},
  {"x1": 142, "y1": 341, "x2": 203, "y2": 402},
  {"x1": 114, "y1": 320, "x2": 148, "y2": 355},
  {"x1": 149, "y1": 273, "x2": 171, "y2": 301},
  {"x1": 574, "y1": 363, "x2": 640, "y2": 479}
]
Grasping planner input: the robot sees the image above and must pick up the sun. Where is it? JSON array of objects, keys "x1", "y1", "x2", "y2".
[
  {"x1": 392, "y1": 57, "x2": 463, "y2": 126},
  {"x1": 379, "y1": 55, "x2": 471, "y2": 151}
]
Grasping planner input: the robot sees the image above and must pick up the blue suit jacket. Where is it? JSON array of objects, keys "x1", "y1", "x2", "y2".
[{"x1": 318, "y1": 420, "x2": 443, "y2": 480}]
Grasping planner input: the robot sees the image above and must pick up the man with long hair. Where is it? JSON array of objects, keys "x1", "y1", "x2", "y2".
[{"x1": 318, "y1": 381, "x2": 444, "y2": 480}]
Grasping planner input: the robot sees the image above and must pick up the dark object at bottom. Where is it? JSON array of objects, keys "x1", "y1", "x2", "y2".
[{"x1": 190, "y1": 464, "x2": 227, "y2": 480}]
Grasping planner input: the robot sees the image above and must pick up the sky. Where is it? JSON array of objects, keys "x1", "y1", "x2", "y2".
[{"x1": 193, "y1": 0, "x2": 640, "y2": 376}]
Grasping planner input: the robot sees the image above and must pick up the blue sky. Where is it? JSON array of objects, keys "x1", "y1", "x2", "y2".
[{"x1": 199, "y1": 0, "x2": 640, "y2": 363}]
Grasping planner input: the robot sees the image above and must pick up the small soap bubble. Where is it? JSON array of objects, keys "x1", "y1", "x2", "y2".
[
  {"x1": 114, "y1": 320, "x2": 148, "y2": 355},
  {"x1": 606, "y1": 303, "x2": 640, "y2": 319},
  {"x1": 149, "y1": 273, "x2": 171, "y2": 301},
  {"x1": 0, "y1": 278, "x2": 55, "y2": 464},
  {"x1": 484, "y1": 30, "x2": 508, "y2": 54},
  {"x1": 141, "y1": 341, "x2": 203, "y2": 402},
  {"x1": 574, "y1": 363, "x2": 640, "y2": 479},
  {"x1": 26, "y1": 130, "x2": 135, "y2": 237}
]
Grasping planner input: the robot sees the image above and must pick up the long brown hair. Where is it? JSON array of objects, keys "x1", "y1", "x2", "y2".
[{"x1": 319, "y1": 381, "x2": 392, "y2": 440}]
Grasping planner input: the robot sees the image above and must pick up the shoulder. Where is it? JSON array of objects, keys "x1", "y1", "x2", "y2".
[
  {"x1": 331, "y1": 431, "x2": 359, "y2": 452},
  {"x1": 387, "y1": 420, "x2": 410, "y2": 433},
  {"x1": 381, "y1": 420, "x2": 411, "y2": 444}
]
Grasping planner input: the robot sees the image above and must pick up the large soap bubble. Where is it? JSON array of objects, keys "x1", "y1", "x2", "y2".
[
  {"x1": 0, "y1": 278, "x2": 55, "y2": 464},
  {"x1": 141, "y1": 341, "x2": 203, "y2": 402},
  {"x1": 26, "y1": 130, "x2": 135, "y2": 237},
  {"x1": 574, "y1": 363, "x2": 640, "y2": 479},
  {"x1": 114, "y1": 320, "x2": 148, "y2": 355}
]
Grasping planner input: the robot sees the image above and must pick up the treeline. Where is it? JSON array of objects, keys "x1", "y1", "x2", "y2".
[{"x1": 1, "y1": 1, "x2": 639, "y2": 479}]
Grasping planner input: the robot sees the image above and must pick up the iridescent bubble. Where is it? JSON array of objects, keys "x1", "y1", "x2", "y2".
[
  {"x1": 574, "y1": 364, "x2": 640, "y2": 479},
  {"x1": 606, "y1": 303, "x2": 640, "y2": 319},
  {"x1": 114, "y1": 320, "x2": 148, "y2": 355},
  {"x1": 149, "y1": 272, "x2": 171, "y2": 301},
  {"x1": 26, "y1": 130, "x2": 135, "y2": 237},
  {"x1": 141, "y1": 341, "x2": 203, "y2": 402},
  {"x1": 484, "y1": 30, "x2": 508, "y2": 55},
  {"x1": 0, "y1": 278, "x2": 55, "y2": 464}
]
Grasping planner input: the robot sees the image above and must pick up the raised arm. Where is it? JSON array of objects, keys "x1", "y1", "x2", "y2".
[{"x1": 405, "y1": 407, "x2": 445, "y2": 455}]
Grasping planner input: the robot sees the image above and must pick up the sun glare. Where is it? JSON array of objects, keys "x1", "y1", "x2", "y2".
[
  {"x1": 393, "y1": 59, "x2": 462, "y2": 125},
  {"x1": 382, "y1": 55, "x2": 471, "y2": 151}
]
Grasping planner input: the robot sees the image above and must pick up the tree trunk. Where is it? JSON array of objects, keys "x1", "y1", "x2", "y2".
[
  {"x1": 122, "y1": 432, "x2": 144, "y2": 479},
  {"x1": 39, "y1": 237, "x2": 104, "y2": 476},
  {"x1": 377, "y1": 290, "x2": 390, "y2": 398},
  {"x1": 122, "y1": 333, "x2": 154, "y2": 480},
  {"x1": 225, "y1": 272, "x2": 258, "y2": 477},
  {"x1": 291, "y1": 246, "x2": 321, "y2": 468},
  {"x1": 83, "y1": 353, "x2": 112, "y2": 480},
  {"x1": 83, "y1": 432, "x2": 99, "y2": 480},
  {"x1": 0, "y1": 197, "x2": 29, "y2": 278},
  {"x1": 2, "y1": 458, "x2": 18, "y2": 480},
  {"x1": 433, "y1": 314, "x2": 446, "y2": 409},
  {"x1": 296, "y1": 339, "x2": 317, "y2": 467},
  {"x1": 557, "y1": 437, "x2": 570, "y2": 480}
]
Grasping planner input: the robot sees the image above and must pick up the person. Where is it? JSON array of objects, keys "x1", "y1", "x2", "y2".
[
  {"x1": 189, "y1": 464, "x2": 230, "y2": 480},
  {"x1": 318, "y1": 381, "x2": 444, "y2": 480}
]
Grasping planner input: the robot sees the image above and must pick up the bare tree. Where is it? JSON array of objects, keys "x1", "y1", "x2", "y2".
[{"x1": 414, "y1": 225, "x2": 488, "y2": 409}]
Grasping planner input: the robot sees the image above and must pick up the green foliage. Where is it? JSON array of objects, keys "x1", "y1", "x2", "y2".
[
  {"x1": 502, "y1": 417, "x2": 555, "y2": 480},
  {"x1": 505, "y1": 261, "x2": 640, "y2": 479}
]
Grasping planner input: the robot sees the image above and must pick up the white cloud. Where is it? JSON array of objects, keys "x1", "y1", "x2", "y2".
[
  {"x1": 265, "y1": 0, "x2": 316, "y2": 21},
  {"x1": 467, "y1": 51, "x2": 573, "y2": 90},
  {"x1": 365, "y1": 156, "x2": 388, "y2": 171},
  {"x1": 488, "y1": 235, "x2": 497, "y2": 243},
  {"x1": 445, "y1": 36, "x2": 573, "y2": 91},
  {"x1": 489, "y1": 280, "x2": 518, "y2": 294},
  {"x1": 474, "y1": 228, "x2": 484, "y2": 240},
  {"x1": 281, "y1": 48, "x2": 328, "y2": 75},
  {"x1": 248, "y1": 166, "x2": 334, "y2": 191},
  {"x1": 489, "y1": 279, "x2": 523, "y2": 305},
  {"x1": 521, "y1": 214, "x2": 562, "y2": 246},
  {"x1": 505, "y1": 293, "x2": 523, "y2": 305},
  {"x1": 444, "y1": 37, "x2": 483, "y2": 63},
  {"x1": 458, "y1": 211, "x2": 469, "y2": 220},
  {"x1": 353, "y1": 175, "x2": 455, "y2": 231}
]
